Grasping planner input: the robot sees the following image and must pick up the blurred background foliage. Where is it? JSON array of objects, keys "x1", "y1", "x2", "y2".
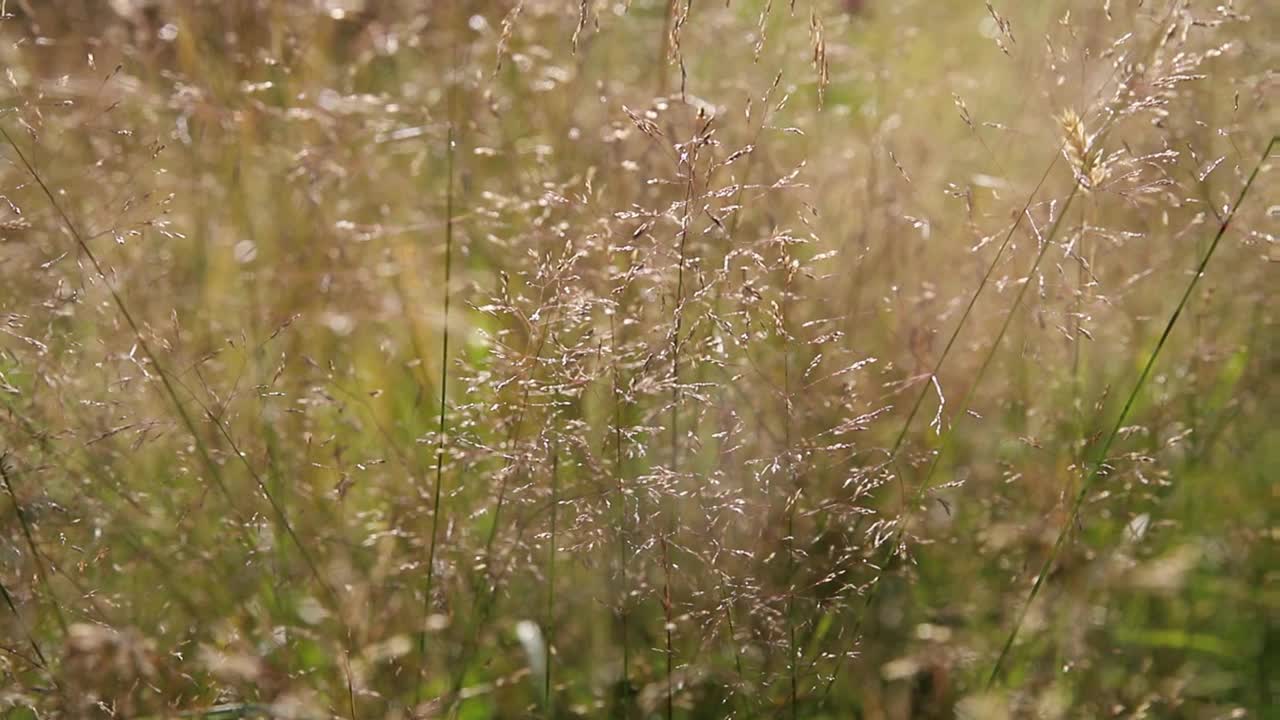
[{"x1": 0, "y1": 0, "x2": 1276, "y2": 717}]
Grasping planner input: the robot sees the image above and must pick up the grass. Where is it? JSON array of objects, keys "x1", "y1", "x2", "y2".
[{"x1": 0, "y1": 1, "x2": 1277, "y2": 718}]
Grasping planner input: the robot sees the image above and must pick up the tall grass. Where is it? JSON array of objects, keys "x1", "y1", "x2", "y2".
[{"x1": 0, "y1": 2, "x2": 1275, "y2": 718}]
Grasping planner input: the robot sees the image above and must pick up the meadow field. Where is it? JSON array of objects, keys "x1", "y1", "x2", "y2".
[{"x1": 0, "y1": 1, "x2": 1276, "y2": 717}]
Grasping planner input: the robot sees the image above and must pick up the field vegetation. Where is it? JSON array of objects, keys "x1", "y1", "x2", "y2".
[{"x1": 0, "y1": 1, "x2": 1276, "y2": 717}]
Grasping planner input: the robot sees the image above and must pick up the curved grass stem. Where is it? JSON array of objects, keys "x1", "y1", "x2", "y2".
[{"x1": 986, "y1": 135, "x2": 1277, "y2": 688}]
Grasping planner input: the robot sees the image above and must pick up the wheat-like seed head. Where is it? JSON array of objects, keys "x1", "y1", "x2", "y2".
[{"x1": 1058, "y1": 108, "x2": 1108, "y2": 190}]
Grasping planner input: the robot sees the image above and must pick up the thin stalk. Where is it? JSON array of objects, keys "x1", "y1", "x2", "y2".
[
  {"x1": 883, "y1": 153, "x2": 1061, "y2": 465},
  {"x1": 419, "y1": 116, "x2": 455, "y2": 650},
  {"x1": 545, "y1": 433, "x2": 559, "y2": 715},
  {"x1": 417, "y1": 4, "x2": 462, "y2": 704},
  {"x1": 782, "y1": 265, "x2": 798, "y2": 720},
  {"x1": 894, "y1": 183, "x2": 1081, "y2": 543},
  {"x1": 3, "y1": 120, "x2": 354, "y2": 716},
  {"x1": 481, "y1": 321, "x2": 554, "y2": 563},
  {"x1": 657, "y1": 0, "x2": 680, "y2": 95},
  {"x1": 696, "y1": 76, "x2": 781, "y2": 715},
  {"x1": 661, "y1": 128, "x2": 701, "y2": 720},
  {"x1": 417, "y1": 120, "x2": 456, "y2": 705},
  {"x1": 446, "y1": 232, "x2": 574, "y2": 715},
  {"x1": 659, "y1": 539, "x2": 675, "y2": 720},
  {"x1": 193, "y1": 387, "x2": 341, "y2": 608},
  {"x1": 0, "y1": 574, "x2": 45, "y2": 669},
  {"x1": 817, "y1": 149, "x2": 1065, "y2": 705},
  {"x1": 0, "y1": 454, "x2": 68, "y2": 637},
  {"x1": 0, "y1": 124, "x2": 252, "y2": 542},
  {"x1": 1068, "y1": 190, "x2": 1099, "y2": 502},
  {"x1": 1, "y1": 406, "x2": 216, "y2": 622},
  {"x1": 446, "y1": 301, "x2": 561, "y2": 716},
  {"x1": 190, "y1": 394, "x2": 357, "y2": 717},
  {"x1": 987, "y1": 136, "x2": 1277, "y2": 688},
  {"x1": 609, "y1": 313, "x2": 633, "y2": 707},
  {"x1": 809, "y1": 184, "x2": 1082, "y2": 692}
]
